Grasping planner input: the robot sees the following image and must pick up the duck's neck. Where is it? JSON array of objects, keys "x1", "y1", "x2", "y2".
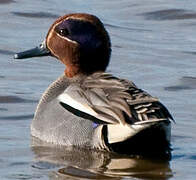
[{"x1": 64, "y1": 64, "x2": 82, "y2": 78}]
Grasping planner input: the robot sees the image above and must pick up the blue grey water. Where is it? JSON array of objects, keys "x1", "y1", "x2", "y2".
[{"x1": 0, "y1": 0, "x2": 196, "y2": 179}]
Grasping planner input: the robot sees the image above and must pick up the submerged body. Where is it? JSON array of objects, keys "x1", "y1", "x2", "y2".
[{"x1": 14, "y1": 13, "x2": 173, "y2": 158}]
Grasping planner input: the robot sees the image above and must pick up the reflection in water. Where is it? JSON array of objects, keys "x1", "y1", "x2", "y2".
[{"x1": 31, "y1": 137, "x2": 173, "y2": 180}]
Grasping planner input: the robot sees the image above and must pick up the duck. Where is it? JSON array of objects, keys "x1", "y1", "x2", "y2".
[{"x1": 14, "y1": 13, "x2": 174, "y2": 158}]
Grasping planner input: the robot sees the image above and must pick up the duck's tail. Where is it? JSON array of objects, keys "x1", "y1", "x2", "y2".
[{"x1": 106, "y1": 120, "x2": 172, "y2": 159}]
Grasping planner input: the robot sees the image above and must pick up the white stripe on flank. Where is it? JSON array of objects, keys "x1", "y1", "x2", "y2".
[
  {"x1": 58, "y1": 93, "x2": 98, "y2": 117},
  {"x1": 58, "y1": 92, "x2": 118, "y2": 124}
]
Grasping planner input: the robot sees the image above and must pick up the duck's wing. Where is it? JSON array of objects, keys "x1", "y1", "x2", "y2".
[{"x1": 58, "y1": 72, "x2": 174, "y2": 125}]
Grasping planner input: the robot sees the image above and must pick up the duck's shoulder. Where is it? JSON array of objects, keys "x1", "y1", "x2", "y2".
[
  {"x1": 82, "y1": 72, "x2": 136, "y2": 90},
  {"x1": 81, "y1": 72, "x2": 153, "y2": 102}
]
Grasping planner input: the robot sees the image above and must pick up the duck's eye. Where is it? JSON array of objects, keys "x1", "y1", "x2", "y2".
[{"x1": 59, "y1": 29, "x2": 69, "y2": 36}]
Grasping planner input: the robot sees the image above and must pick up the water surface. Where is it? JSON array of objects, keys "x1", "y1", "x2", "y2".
[{"x1": 0, "y1": 0, "x2": 196, "y2": 179}]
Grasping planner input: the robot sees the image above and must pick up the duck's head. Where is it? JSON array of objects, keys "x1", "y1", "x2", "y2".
[{"x1": 14, "y1": 13, "x2": 111, "y2": 77}]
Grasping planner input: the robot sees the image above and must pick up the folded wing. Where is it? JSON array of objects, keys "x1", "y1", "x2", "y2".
[{"x1": 58, "y1": 72, "x2": 174, "y2": 125}]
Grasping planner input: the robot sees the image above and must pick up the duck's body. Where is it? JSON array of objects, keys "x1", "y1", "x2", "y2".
[
  {"x1": 32, "y1": 72, "x2": 172, "y2": 157},
  {"x1": 14, "y1": 13, "x2": 173, "y2": 157}
]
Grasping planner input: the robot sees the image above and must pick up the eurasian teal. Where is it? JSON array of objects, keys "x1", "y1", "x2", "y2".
[{"x1": 14, "y1": 13, "x2": 174, "y2": 158}]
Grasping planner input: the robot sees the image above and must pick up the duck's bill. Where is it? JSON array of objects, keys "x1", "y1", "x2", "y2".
[{"x1": 14, "y1": 41, "x2": 51, "y2": 59}]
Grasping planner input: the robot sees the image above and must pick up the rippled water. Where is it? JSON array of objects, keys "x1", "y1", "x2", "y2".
[{"x1": 0, "y1": 0, "x2": 196, "y2": 179}]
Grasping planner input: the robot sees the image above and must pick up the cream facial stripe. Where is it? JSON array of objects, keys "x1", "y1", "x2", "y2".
[
  {"x1": 54, "y1": 17, "x2": 89, "y2": 44},
  {"x1": 47, "y1": 20, "x2": 78, "y2": 57},
  {"x1": 56, "y1": 33, "x2": 77, "y2": 44},
  {"x1": 54, "y1": 20, "x2": 77, "y2": 44}
]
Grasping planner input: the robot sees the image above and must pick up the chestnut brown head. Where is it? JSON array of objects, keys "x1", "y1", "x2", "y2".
[{"x1": 14, "y1": 13, "x2": 111, "y2": 78}]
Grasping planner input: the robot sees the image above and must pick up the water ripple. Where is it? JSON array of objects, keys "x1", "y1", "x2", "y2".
[
  {"x1": 0, "y1": 108, "x2": 8, "y2": 111},
  {"x1": 32, "y1": 162, "x2": 60, "y2": 170},
  {"x1": 140, "y1": 9, "x2": 196, "y2": 20},
  {"x1": 0, "y1": 49, "x2": 15, "y2": 56},
  {"x1": 172, "y1": 154, "x2": 185, "y2": 160},
  {"x1": 9, "y1": 162, "x2": 30, "y2": 167},
  {"x1": 6, "y1": 174, "x2": 41, "y2": 180},
  {"x1": 189, "y1": 155, "x2": 196, "y2": 160},
  {"x1": 0, "y1": 96, "x2": 37, "y2": 104},
  {"x1": 165, "y1": 76, "x2": 196, "y2": 91},
  {"x1": 57, "y1": 166, "x2": 113, "y2": 179},
  {"x1": 183, "y1": 51, "x2": 196, "y2": 55},
  {"x1": 0, "y1": 114, "x2": 34, "y2": 120},
  {"x1": 104, "y1": 23, "x2": 151, "y2": 32},
  {"x1": 12, "y1": 11, "x2": 59, "y2": 19},
  {"x1": 0, "y1": 0, "x2": 15, "y2": 4}
]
